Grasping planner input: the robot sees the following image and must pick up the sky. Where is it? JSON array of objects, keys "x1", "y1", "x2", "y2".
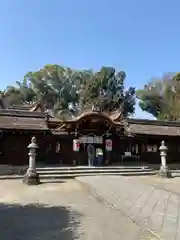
[{"x1": 0, "y1": 0, "x2": 180, "y2": 119}]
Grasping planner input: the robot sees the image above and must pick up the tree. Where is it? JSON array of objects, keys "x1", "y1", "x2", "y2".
[
  {"x1": 0, "y1": 74, "x2": 37, "y2": 106},
  {"x1": 136, "y1": 73, "x2": 180, "y2": 120},
  {"x1": 80, "y1": 67, "x2": 136, "y2": 116},
  {"x1": 3, "y1": 85, "x2": 35, "y2": 106},
  {"x1": 3, "y1": 64, "x2": 136, "y2": 119},
  {"x1": 23, "y1": 64, "x2": 90, "y2": 118}
]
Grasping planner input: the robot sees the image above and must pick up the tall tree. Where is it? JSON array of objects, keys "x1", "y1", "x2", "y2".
[
  {"x1": 23, "y1": 64, "x2": 90, "y2": 117},
  {"x1": 137, "y1": 73, "x2": 180, "y2": 120},
  {"x1": 80, "y1": 67, "x2": 136, "y2": 116},
  {"x1": 2, "y1": 85, "x2": 35, "y2": 106},
  {"x1": 3, "y1": 64, "x2": 136, "y2": 119}
]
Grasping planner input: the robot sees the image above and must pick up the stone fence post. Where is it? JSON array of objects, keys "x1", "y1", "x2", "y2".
[{"x1": 23, "y1": 136, "x2": 40, "y2": 185}]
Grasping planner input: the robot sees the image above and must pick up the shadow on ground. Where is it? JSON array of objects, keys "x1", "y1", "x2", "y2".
[{"x1": 0, "y1": 202, "x2": 82, "y2": 240}]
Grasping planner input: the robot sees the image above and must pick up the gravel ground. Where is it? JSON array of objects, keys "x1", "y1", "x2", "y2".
[{"x1": 0, "y1": 179, "x2": 157, "y2": 240}]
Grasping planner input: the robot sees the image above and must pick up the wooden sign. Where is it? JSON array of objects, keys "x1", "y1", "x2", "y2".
[{"x1": 79, "y1": 136, "x2": 103, "y2": 144}]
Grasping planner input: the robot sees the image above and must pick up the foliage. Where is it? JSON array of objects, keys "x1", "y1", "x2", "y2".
[
  {"x1": 1, "y1": 64, "x2": 136, "y2": 118},
  {"x1": 80, "y1": 67, "x2": 136, "y2": 116},
  {"x1": 2, "y1": 85, "x2": 35, "y2": 106},
  {"x1": 136, "y1": 73, "x2": 180, "y2": 120}
]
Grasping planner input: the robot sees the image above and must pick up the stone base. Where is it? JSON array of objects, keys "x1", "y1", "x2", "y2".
[
  {"x1": 157, "y1": 166, "x2": 172, "y2": 178},
  {"x1": 23, "y1": 169, "x2": 40, "y2": 185}
]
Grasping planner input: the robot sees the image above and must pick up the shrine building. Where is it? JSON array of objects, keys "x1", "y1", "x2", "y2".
[{"x1": 0, "y1": 99, "x2": 180, "y2": 166}]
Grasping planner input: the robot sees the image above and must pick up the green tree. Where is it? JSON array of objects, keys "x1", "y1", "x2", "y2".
[
  {"x1": 3, "y1": 64, "x2": 136, "y2": 119},
  {"x1": 3, "y1": 85, "x2": 35, "y2": 106},
  {"x1": 137, "y1": 73, "x2": 180, "y2": 120},
  {"x1": 80, "y1": 67, "x2": 136, "y2": 116},
  {"x1": 23, "y1": 64, "x2": 89, "y2": 117}
]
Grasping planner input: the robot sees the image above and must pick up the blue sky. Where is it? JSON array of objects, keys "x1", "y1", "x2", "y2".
[{"x1": 0, "y1": 0, "x2": 180, "y2": 119}]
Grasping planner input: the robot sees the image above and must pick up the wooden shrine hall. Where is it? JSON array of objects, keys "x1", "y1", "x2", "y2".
[{"x1": 0, "y1": 99, "x2": 180, "y2": 166}]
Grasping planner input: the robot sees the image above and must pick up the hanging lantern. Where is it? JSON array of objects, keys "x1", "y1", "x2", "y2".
[
  {"x1": 73, "y1": 139, "x2": 80, "y2": 152},
  {"x1": 105, "y1": 139, "x2": 112, "y2": 151}
]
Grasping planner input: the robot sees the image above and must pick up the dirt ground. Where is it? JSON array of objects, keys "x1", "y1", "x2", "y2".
[{"x1": 0, "y1": 179, "x2": 156, "y2": 240}]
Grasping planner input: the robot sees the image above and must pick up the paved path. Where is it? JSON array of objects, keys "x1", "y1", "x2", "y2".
[
  {"x1": 0, "y1": 179, "x2": 156, "y2": 240},
  {"x1": 77, "y1": 176, "x2": 180, "y2": 240},
  {"x1": 128, "y1": 174, "x2": 180, "y2": 195}
]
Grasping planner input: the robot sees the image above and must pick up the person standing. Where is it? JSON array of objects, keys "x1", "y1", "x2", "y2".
[{"x1": 96, "y1": 148, "x2": 103, "y2": 165}]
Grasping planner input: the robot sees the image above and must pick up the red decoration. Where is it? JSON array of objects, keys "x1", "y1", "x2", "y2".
[
  {"x1": 73, "y1": 139, "x2": 80, "y2": 152},
  {"x1": 105, "y1": 139, "x2": 112, "y2": 151}
]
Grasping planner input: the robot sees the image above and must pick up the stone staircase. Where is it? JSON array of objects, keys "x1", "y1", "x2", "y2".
[
  {"x1": 0, "y1": 165, "x2": 157, "y2": 180},
  {"x1": 37, "y1": 166, "x2": 156, "y2": 179}
]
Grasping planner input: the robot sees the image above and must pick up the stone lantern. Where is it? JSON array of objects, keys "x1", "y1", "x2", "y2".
[
  {"x1": 157, "y1": 141, "x2": 172, "y2": 178},
  {"x1": 23, "y1": 136, "x2": 40, "y2": 185}
]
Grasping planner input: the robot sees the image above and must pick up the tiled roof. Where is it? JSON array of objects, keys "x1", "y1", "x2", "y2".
[
  {"x1": 1, "y1": 105, "x2": 180, "y2": 136},
  {"x1": 50, "y1": 114, "x2": 180, "y2": 136},
  {"x1": 0, "y1": 109, "x2": 48, "y2": 130},
  {"x1": 0, "y1": 109, "x2": 45, "y2": 117},
  {"x1": 129, "y1": 123, "x2": 180, "y2": 136},
  {"x1": 54, "y1": 111, "x2": 120, "y2": 124},
  {"x1": 8, "y1": 105, "x2": 32, "y2": 110},
  {"x1": 127, "y1": 119, "x2": 180, "y2": 136}
]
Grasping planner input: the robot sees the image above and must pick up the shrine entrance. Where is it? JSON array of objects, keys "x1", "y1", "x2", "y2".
[
  {"x1": 73, "y1": 135, "x2": 113, "y2": 166},
  {"x1": 55, "y1": 110, "x2": 117, "y2": 166},
  {"x1": 79, "y1": 136, "x2": 104, "y2": 166}
]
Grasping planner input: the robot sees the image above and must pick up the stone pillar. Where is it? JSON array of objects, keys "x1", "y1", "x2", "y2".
[
  {"x1": 23, "y1": 136, "x2": 40, "y2": 185},
  {"x1": 157, "y1": 141, "x2": 172, "y2": 178}
]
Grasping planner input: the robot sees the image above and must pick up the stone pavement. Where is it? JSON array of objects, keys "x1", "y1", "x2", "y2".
[
  {"x1": 128, "y1": 174, "x2": 180, "y2": 195},
  {"x1": 0, "y1": 179, "x2": 157, "y2": 240},
  {"x1": 77, "y1": 175, "x2": 180, "y2": 240}
]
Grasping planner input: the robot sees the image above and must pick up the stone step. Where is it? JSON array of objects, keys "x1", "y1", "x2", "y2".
[
  {"x1": 0, "y1": 171, "x2": 157, "y2": 180},
  {"x1": 37, "y1": 168, "x2": 153, "y2": 175},
  {"x1": 0, "y1": 165, "x2": 151, "y2": 175},
  {"x1": 39, "y1": 171, "x2": 156, "y2": 178},
  {"x1": 36, "y1": 166, "x2": 149, "y2": 171},
  {"x1": 0, "y1": 175, "x2": 22, "y2": 179}
]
